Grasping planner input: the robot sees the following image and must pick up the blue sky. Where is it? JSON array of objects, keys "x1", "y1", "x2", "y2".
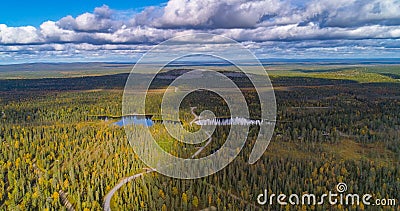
[
  {"x1": 0, "y1": 0, "x2": 167, "y2": 26},
  {"x1": 0, "y1": 0, "x2": 399, "y2": 64}
]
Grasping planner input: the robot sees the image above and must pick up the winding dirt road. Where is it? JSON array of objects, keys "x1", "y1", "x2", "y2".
[{"x1": 103, "y1": 129, "x2": 213, "y2": 211}]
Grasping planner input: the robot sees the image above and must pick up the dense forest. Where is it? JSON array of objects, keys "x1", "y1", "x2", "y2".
[{"x1": 0, "y1": 68, "x2": 399, "y2": 210}]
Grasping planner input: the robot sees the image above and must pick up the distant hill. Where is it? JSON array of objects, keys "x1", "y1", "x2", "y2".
[
  {"x1": 0, "y1": 62, "x2": 134, "y2": 79},
  {"x1": 0, "y1": 62, "x2": 134, "y2": 72}
]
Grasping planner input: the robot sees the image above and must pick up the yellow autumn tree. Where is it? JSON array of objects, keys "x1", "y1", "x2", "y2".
[
  {"x1": 192, "y1": 196, "x2": 199, "y2": 208},
  {"x1": 182, "y1": 193, "x2": 188, "y2": 205}
]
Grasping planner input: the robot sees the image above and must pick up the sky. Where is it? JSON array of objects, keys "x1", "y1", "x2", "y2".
[{"x1": 0, "y1": 0, "x2": 399, "y2": 64}]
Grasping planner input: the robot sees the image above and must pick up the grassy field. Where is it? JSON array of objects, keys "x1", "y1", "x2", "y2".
[{"x1": 267, "y1": 65, "x2": 400, "y2": 83}]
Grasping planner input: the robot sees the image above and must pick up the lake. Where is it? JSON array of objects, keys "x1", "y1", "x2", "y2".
[
  {"x1": 114, "y1": 116, "x2": 272, "y2": 127},
  {"x1": 114, "y1": 116, "x2": 154, "y2": 127}
]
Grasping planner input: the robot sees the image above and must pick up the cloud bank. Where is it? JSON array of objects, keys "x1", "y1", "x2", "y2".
[{"x1": 1, "y1": 0, "x2": 400, "y2": 63}]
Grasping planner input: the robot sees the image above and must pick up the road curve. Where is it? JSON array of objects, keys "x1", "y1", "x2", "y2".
[
  {"x1": 103, "y1": 131, "x2": 213, "y2": 211},
  {"x1": 190, "y1": 106, "x2": 199, "y2": 125},
  {"x1": 103, "y1": 169, "x2": 155, "y2": 211}
]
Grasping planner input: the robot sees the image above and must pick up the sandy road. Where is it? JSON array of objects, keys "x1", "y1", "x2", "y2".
[{"x1": 103, "y1": 130, "x2": 213, "y2": 211}]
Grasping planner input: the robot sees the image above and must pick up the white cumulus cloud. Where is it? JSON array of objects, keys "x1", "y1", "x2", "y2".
[{"x1": 0, "y1": 24, "x2": 43, "y2": 44}]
